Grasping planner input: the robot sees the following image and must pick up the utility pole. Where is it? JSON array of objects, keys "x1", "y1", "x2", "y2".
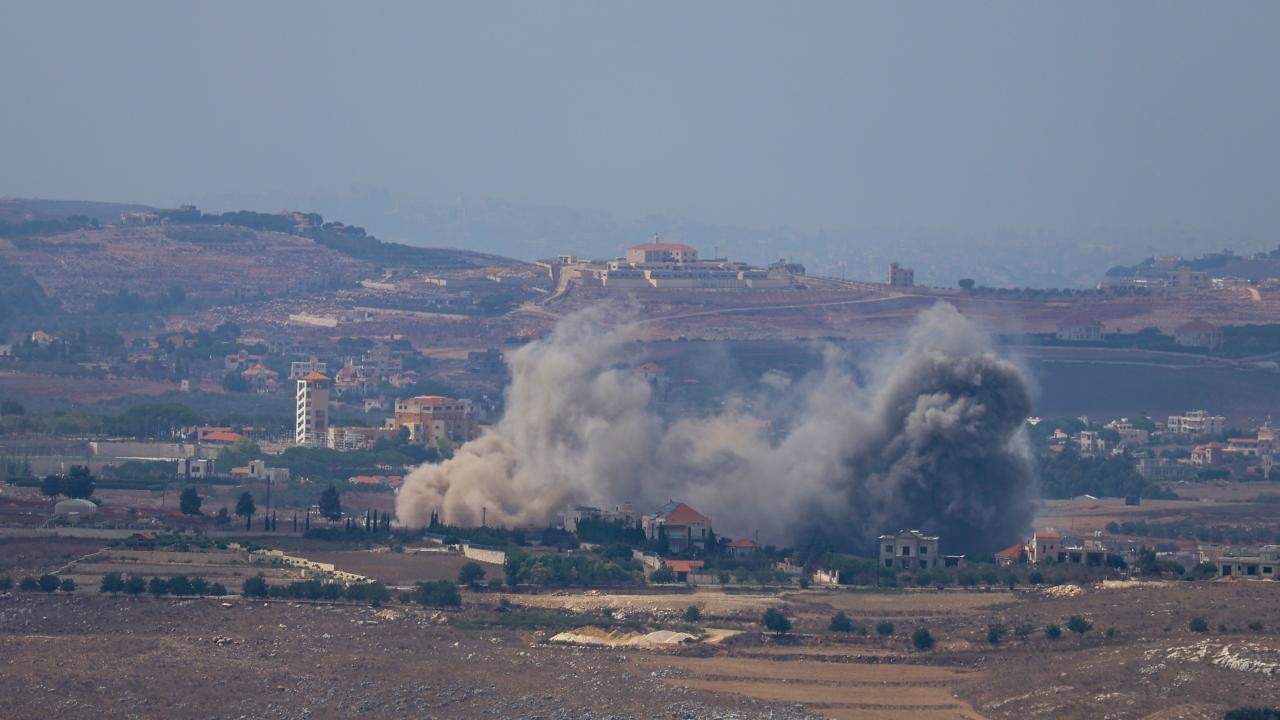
[{"x1": 482, "y1": 506, "x2": 486, "y2": 528}]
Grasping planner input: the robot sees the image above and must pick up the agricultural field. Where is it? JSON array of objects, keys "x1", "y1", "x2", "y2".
[{"x1": 2, "y1": 572, "x2": 1277, "y2": 720}]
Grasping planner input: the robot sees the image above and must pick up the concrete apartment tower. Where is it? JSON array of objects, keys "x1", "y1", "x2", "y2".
[{"x1": 295, "y1": 371, "x2": 332, "y2": 447}]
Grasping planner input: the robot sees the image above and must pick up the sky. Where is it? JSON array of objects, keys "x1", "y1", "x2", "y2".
[{"x1": 2, "y1": 1, "x2": 1278, "y2": 238}]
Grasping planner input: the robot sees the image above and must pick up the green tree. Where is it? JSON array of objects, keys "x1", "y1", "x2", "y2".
[
  {"x1": 650, "y1": 566, "x2": 676, "y2": 583},
  {"x1": 242, "y1": 574, "x2": 269, "y2": 598},
  {"x1": 167, "y1": 575, "x2": 192, "y2": 596},
  {"x1": 458, "y1": 561, "x2": 486, "y2": 589},
  {"x1": 1014, "y1": 623, "x2": 1034, "y2": 640},
  {"x1": 123, "y1": 576, "x2": 146, "y2": 595},
  {"x1": 40, "y1": 474, "x2": 62, "y2": 498},
  {"x1": 59, "y1": 578, "x2": 76, "y2": 592},
  {"x1": 190, "y1": 577, "x2": 210, "y2": 595},
  {"x1": 235, "y1": 491, "x2": 256, "y2": 529},
  {"x1": 209, "y1": 582, "x2": 228, "y2": 596},
  {"x1": 19, "y1": 576, "x2": 38, "y2": 591},
  {"x1": 318, "y1": 484, "x2": 342, "y2": 521},
  {"x1": 1066, "y1": 615, "x2": 1093, "y2": 640},
  {"x1": 413, "y1": 580, "x2": 462, "y2": 607},
  {"x1": 148, "y1": 577, "x2": 168, "y2": 597},
  {"x1": 762, "y1": 608, "x2": 791, "y2": 635},
  {"x1": 1189, "y1": 616, "x2": 1209, "y2": 633},
  {"x1": 38, "y1": 574, "x2": 60, "y2": 593},
  {"x1": 958, "y1": 278, "x2": 976, "y2": 290},
  {"x1": 912, "y1": 627, "x2": 935, "y2": 651},
  {"x1": 179, "y1": 487, "x2": 203, "y2": 516},
  {"x1": 987, "y1": 623, "x2": 1006, "y2": 644},
  {"x1": 62, "y1": 465, "x2": 95, "y2": 499},
  {"x1": 683, "y1": 605, "x2": 702, "y2": 623},
  {"x1": 876, "y1": 620, "x2": 895, "y2": 637},
  {"x1": 0, "y1": 576, "x2": 11, "y2": 591},
  {"x1": 829, "y1": 612, "x2": 854, "y2": 633}
]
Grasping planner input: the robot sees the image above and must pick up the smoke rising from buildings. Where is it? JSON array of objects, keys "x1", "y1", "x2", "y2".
[{"x1": 395, "y1": 303, "x2": 1036, "y2": 554}]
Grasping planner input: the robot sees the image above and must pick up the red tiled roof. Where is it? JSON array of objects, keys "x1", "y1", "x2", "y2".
[
  {"x1": 202, "y1": 431, "x2": 244, "y2": 443},
  {"x1": 664, "y1": 560, "x2": 704, "y2": 573},
  {"x1": 663, "y1": 503, "x2": 710, "y2": 524},
  {"x1": 1033, "y1": 531, "x2": 1061, "y2": 540},
  {"x1": 300, "y1": 371, "x2": 331, "y2": 381},
  {"x1": 996, "y1": 543, "x2": 1025, "y2": 559},
  {"x1": 728, "y1": 538, "x2": 756, "y2": 548}
]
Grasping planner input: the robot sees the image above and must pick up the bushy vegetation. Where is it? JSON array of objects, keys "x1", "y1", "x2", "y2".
[
  {"x1": 1045, "y1": 624, "x2": 1062, "y2": 640},
  {"x1": 829, "y1": 612, "x2": 853, "y2": 633},
  {"x1": 762, "y1": 608, "x2": 791, "y2": 635},
  {"x1": 912, "y1": 627, "x2": 935, "y2": 651},
  {"x1": 1106, "y1": 520, "x2": 1280, "y2": 545},
  {"x1": 503, "y1": 550, "x2": 644, "y2": 587},
  {"x1": 876, "y1": 621, "x2": 894, "y2": 637},
  {"x1": 1039, "y1": 449, "x2": 1177, "y2": 500},
  {"x1": 1189, "y1": 616, "x2": 1210, "y2": 633},
  {"x1": 412, "y1": 580, "x2": 462, "y2": 607}
]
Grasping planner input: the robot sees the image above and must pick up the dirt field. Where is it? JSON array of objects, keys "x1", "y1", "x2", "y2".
[{"x1": 303, "y1": 549, "x2": 503, "y2": 585}]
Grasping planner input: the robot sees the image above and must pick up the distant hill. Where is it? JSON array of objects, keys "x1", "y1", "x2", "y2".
[{"x1": 0, "y1": 199, "x2": 533, "y2": 322}]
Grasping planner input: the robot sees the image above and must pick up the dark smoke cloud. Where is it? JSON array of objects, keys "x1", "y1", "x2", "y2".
[{"x1": 395, "y1": 302, "x2": 1036, "y2": 555}]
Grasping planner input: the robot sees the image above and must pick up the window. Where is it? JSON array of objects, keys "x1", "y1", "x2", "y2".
[
  {"x1": 1264, "y1": 566, "x2": 1273, "y2": 574},
  {"x1": 919, "y1": 546, "x2": 928, "y2": 554},
  {"x1": 901, "y1": 546, "x2": 911, "y2": 556},
  {"x1": 884, "y1": 545, "x2": 893, "y2": 554},
  {"x1": 884, "y1": 559, "x2": 893, "y2": 568},
  {"x1": 919, "y1": 560, "x2": 928, "y2": 569}
]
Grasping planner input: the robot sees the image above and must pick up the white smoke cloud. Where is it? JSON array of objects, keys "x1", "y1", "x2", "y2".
[{"x1": 395, "y1": 302, "x2": 1036, "y2": 554}]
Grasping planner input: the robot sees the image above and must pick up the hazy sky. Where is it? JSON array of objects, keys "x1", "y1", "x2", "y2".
[{"x1": 2, "y1": 1, "x2": 1277, "y2": 236}]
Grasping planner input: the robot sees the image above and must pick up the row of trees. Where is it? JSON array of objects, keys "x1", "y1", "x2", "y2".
[
  {"x1": 9, "y1": 574, "x2": 75, "y2": 593},
  {"x1": 240, "y1": 575, "x2": 390, "y2": 604},
  {"x1": 99, "y1": 572, "x2": 227, "y2": 597}
]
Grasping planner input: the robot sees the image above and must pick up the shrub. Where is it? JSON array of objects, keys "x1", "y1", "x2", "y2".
[
  {"x1": 1219, "y1": 622, "x2": 1229, "y2": 633},
  {"x1": 1045, "y1": 624, "x2": 1062, "y2": 640},
  {"x1": 1105, "y1": 627, "x2": 1116, "y2": 638},
  {"x1": 497, "y1": 597, "x2": 513, "y2": 613},
  {"x1": 987, "y1": 623, "x2": 1006, "y2": 644},
  {"x1": 912, "y1": 627, "x2": 935, "y2": 651},
  {"x1": 167, "y1": 575, "x2": 192, "y2": 596},
  {"x1": 59, "y1": 578, "x2": 76, "y2": 593},
  {"x1": 876, "y1": 620, "x2": 894, "y2": 637},
  {"x1": 1067, "y1": 615, "x2": 1093, "y2": 638},
  {"x1": 650, "y1": 567, "x2": 676, "y2": 583},
  {"x1": 208, "y1": 582, "x2": 227, "y2": 597},
  {"x1": 99, "y1": 572, "x2": 124, "y2": 593},
  {"x1": 414, "y1": 580, "x2": 462, "y2": 607},
  {"x1": 38, "y1": 574, "x2": 60, "y2": 593},
  {"x1": 19, "y1": 576, "x2": 38, "y2": 591},
  {"x1": 1014, "y1": 623, "x2": 1034, "y2": 640},
  {"x1": 458, "y1": 561, "x2": 486, "y2": 588},
  {"x1": 830, "y1": 612, "x2": 853, "y2": 633},
  {"x1": 1028, "y1": 570, "x2": 1044, "y2": 585},
  {"x1": 148, "y1": 577, "x2": 168, "y2": 597},
  {"x1": 1189, "y1": 616, "x2": 1209, "y2": 633},
  {"x1": 682, "y1": 605, "x2": 702, "y2": 623},
  {"x1": 798, "y1": 577, "x2": 810, "y2": 589},
  {"x1": 123, "y1": 576, "x2": 146, "y2": 595},
  {"x1": 241, "y1": 574, "x2": 269, "y2": 598},
  {"x1": 717, "y1": 571, "x2": 730, "y2": 584},
  {"x1": 762, "y1": 608, "x2": 791, "y2": 635},
  {"x1": 1248, "y1": 621, "x2": 1265, "y2": 633},
  {"x1": 0, "y1": 576, "x2": 11, "y2": 591},
  {"x1": 397, "y1": 592, "x2": 413, "y2": 604},
  {"x1": 190, "y1": 577, "x2": 210, "y2": 595}
]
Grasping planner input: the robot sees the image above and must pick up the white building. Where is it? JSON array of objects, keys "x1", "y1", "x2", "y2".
[
  {"x1": 1167, "y1": 410, "x2": 1226, "y2": 437},
  {"x1": 295, "y1": 372, "x2": 332, "y2": 447},
  {"x1": 289, "y1": 358, "x2": 328, "y2": 381},
  {"x1": 879, "y1": 529, "x2": 941, "y2": 571}
]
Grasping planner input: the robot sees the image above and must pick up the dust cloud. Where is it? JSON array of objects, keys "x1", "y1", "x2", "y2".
[{"x1": 395, "y1": 303, "x2": 1036, "y2": 554}]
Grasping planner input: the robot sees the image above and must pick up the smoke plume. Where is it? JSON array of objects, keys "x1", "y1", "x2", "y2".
[{"x1": 395, "y1": 302, "x2": 1036, "y2": 555}]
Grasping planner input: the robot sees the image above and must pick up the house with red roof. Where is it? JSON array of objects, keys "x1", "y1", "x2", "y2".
[
  {"x1": 726, "y1": 537, "x2": 756, "y2": 558},
  {"x1": 642, "y1": 500, "x2": 712, "y2": 553},
  {"x1": 995, "y1": 543, "x2": 1028, "y2": 567},
  {"x1": 662, "y1": 559, "x2": 704, "y2": 583}
]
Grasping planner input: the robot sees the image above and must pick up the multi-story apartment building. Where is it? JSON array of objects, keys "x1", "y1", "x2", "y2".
[{"x1": 295, "y1": 372, "x2": 332, "y2": 447}]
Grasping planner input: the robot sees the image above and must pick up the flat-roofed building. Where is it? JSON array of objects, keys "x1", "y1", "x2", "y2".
[
  {"x1": 879, "y1": 529, "x2": 940, "y2": 570},
  {"x1": 388, "y1": 395, "x2": 478, "y2": 446}
]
